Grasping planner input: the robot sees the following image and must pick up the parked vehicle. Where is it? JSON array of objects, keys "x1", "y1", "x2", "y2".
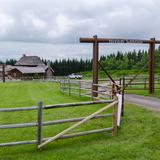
[{"x1": 68, "y1": 73, "x2": 83, "y2": 79}]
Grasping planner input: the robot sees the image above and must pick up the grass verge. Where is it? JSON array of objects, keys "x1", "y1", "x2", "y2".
[{"x1": 0, "y1": 81, "x2": 159, "y2": 160}]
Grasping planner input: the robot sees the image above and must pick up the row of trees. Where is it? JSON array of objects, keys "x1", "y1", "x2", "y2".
[
  {"x1": 42, "y1": 59, "x2": 92, "y2": 76},
  {"x1": 44, "y1": 47, "x2": 160, "y2": 75},
  {"x1": 1, "y1": 47, "x2": 160, "y2": 76},
  {"x1": 101, "y1": 47, "x2": 160, "y2": 70}
]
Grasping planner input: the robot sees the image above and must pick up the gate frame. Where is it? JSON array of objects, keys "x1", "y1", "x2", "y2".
[{"x1": 80, "y1": 36, "x2": 160, "y2": 95}]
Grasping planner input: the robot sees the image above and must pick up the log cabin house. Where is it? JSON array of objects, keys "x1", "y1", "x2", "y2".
[{"x1": 7, "y1": 55, "x2": 54, "y2": 79}]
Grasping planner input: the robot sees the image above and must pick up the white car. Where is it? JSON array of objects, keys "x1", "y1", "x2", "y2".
[{"x1": 68, "y1": 73, "x2": 83, "y2": 79}]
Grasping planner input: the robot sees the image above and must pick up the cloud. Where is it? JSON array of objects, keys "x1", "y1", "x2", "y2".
[
  {"x1": 0, "y1": 13, "x2": 14, "y2": 36},
  {"x1": 0, "y1": 41, "x2": 149, "y2": 61},
  {"x1": 0, "y1": 0, "x2": 159, "y2": 44}
]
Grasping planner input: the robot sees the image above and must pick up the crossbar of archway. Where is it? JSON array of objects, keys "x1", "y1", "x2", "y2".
[{"x1": 80, "y1": 36, "x2": 160, "y2": 96}]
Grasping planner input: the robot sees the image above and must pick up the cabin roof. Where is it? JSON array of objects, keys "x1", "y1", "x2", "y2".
[
  {"x1": 9, "y1": 66, "x2": 47, "y2": 74},
  {"x1": 15, "y1": 55, "x2": 45, "y2": 66}
]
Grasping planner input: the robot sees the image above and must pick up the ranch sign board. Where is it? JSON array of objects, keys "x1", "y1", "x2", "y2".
[{"x1": 108, "y1": 39, "x2": 144, "y2": 44}]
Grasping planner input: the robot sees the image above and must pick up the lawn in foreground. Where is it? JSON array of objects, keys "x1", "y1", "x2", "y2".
[{"x1": 0, "y1": 81, "x2": 160, "y2": 160}]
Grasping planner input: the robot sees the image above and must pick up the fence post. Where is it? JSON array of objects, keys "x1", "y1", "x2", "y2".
[
  {"x1": 119, "y1": 78, "x2": 121, "y2": 86},
  {"x1": 60, "y1": 81, "x2": 62, "y2": 92},
  {"x1": 144, "y1": 77, "x2": 147, "y2": 90},
  {"x1": 111, "y1": 83, "x2": 115, "y2": 99},
  {"x1": 37, "y1": 101, "x2": 43, "y2": 147},
  {"x1": 2, "y1": 64, "x2": 5, "y2": 83},
  {"x1": 79, "y1": 81, "x2": 81, "y2": 96},
  {"x1": 112, "y1": 84, "x2": 117, "y2": 136},
  {"x1": 63, "y1": 80, "x2": 66, "y2": 93},
  {"x1": 121, "y1": 77, "x2": 125, "y2": 116},
  {"x1": 61, "y1": 81, "x2": 63, "y2": 91},
  {"x1": 91, "y1": 82, "x2": 94, "y2": 101},
  {"x1": 68, "y1": 79, "x2": 71, "y2": 95},
  {"x1": 112, "y1": 103, "x2": 117, "y2": 136}
]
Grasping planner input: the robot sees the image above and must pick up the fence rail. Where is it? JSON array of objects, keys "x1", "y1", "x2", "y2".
[
  {"x1": 0, "y1": 127, "x2": 113, "y2": 147},
  {"x1": 0, "y1": 100, "x2": 113, "y2": 112},
  {"x1": 0, "y1": 114, "x2": 113, "y2": 129}
]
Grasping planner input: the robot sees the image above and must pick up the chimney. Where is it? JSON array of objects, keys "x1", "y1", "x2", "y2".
[{"x1": 22, "y1": 54, "x2": 26, "y2": 57}]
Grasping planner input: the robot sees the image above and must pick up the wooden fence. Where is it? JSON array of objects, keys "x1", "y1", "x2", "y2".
[
  {"x1": 0, "y1": 78, "x2": 123, "y2": 148},
  {"x1": 99, "y1": 76, "x2": 160, "y2": 91},
  {"x1": 0, "y1": 75, "x2": 68, "y2": 83},
  {"x1": 122, "y1": 76, "x2": 160, "y2": 90},
  {"x1": 59, "y1": 79, "x2": 124, "y2": 115},
  {"x1": 0, "y1": 99, "x2": 118, "y2": 148},
  {"x1": 60, "y1": 79, "x2": 114, "y2": 100}
]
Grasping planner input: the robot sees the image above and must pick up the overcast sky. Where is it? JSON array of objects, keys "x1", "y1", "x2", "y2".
[{"x1": 0, "y1": 0, "x2": 159, "y2": 60}]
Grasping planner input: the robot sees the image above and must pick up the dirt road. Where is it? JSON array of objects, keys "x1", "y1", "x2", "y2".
[{"x1": 124, "y1": 94, "x2": 160, "y2": 111}]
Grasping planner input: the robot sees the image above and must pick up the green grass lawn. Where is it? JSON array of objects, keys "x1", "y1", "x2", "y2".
[
  {"x1": 0, "y1": 81, "x2": 160, "y2": 160},
  {"x1": 80, "y1": 70, "x2": 160, "y2": 79}
]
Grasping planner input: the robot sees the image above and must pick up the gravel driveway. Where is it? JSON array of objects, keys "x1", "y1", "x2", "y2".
[{"x1": 125, "y1": 94, "x2": 160, "y2": 111}]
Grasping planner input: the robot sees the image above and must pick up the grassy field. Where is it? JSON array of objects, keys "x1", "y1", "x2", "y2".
[{"x1": 0, "y1": 81, "x2": 160, "y2": 160}]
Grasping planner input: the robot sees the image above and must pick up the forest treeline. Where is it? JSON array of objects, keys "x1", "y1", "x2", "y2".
[{"x1": 1, "y1": 46, "x2": 160, "y2": 76}]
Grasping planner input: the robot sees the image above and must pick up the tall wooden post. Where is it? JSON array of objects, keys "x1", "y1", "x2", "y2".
[
  {"x1": 121, "y1": 77, "x2": 125, "y2": 116},
  {"x1": 92, "y1": 35, "x2": 99, "y2": 97},
  {"x1": 149, "y1": 38, "x2": 155, "y2": 94},
  {"x1": 112, "y1": 83, "x2": 117, "y2": 136},
  {"x1": 2, "y1": 64, "x2": 5, "y2": 83}
]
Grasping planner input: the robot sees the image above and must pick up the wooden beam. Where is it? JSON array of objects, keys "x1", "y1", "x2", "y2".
[
  {"x1": 80, "y1": 37, "x2": 153, "y2": 44},
  {"x1": 155, "y1": 40, "x2": 160, "y2": 44},
  {"x1": 0, "y1": 100, "x2": 113, "y2": 112},
  {"x1": 149, "y1": 38, "x2": 156, "y2": 94},
  {"x1": 92, "y1": 35, "x2": 99, "y2": 97}
]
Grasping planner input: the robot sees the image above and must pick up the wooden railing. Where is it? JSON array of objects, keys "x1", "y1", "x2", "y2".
[
  {"x1": 60, "y1": 79, "x2": 114, "y2": 100},
  {"x1": 0, "y1": 76, "x2": 68, "y2": 82},
  {"x1": 99, "y1": 76, "x2": 160, "y2": 91}
]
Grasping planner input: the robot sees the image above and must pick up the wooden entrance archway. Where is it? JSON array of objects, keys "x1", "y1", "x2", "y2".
[{"x1": 80, "y1": 36, "x2": 160, "y2": 96}]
